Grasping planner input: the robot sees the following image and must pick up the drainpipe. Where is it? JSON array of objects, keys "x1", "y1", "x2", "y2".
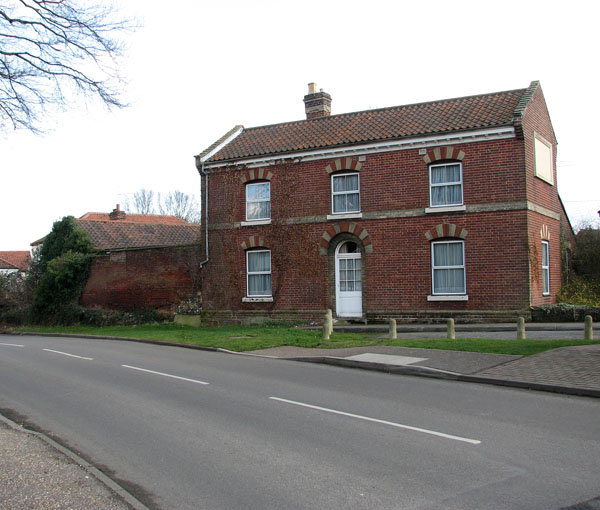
[{"x1": 196, "y1": 159, "x2": 209, "y2": 267}]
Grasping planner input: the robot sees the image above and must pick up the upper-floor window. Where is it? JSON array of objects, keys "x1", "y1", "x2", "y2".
[
  {"x1": 429, "y1": 163, "x2": 463, "y2": 207},
  {"x1": 246, "y1": 249, "x2": 271, "y2": 297},
  {"x1": 534, "y1": 133, "x2": 554, "y2": 185},
  {"x1": 246, "y1": 182, "x2": 270, "y2": 221},
  {"x1": 542, "y1": 241, "x2": 550, "y2": 295},
  {"x1": 332, "y1": 173, "x2": 360, "y2": 214},
  {"x1": 431, "y1": 240, "x2": 466, "y2": 295}
]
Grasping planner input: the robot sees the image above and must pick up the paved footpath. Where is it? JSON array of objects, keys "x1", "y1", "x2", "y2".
[{"x1": 249, "y1": 322, "x2": 600, "y2": 398}]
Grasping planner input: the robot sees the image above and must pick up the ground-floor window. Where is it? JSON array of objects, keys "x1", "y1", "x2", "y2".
[
  {"x1": 431, "y1": 240, "x2": 466, "y2": 295},
  {"x1": 542, "y1": 241, "x2": 550, "y2": 295},
  {"x1": 246, "y1": 249, "x2": 271, "y2": 296}
]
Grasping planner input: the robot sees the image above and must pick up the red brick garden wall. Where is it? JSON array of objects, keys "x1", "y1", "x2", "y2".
[{"x1": 81, "y1": 245, "x2": 202, "y2": 312}]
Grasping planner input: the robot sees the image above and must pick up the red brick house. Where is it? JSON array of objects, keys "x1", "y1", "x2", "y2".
[
  {"x1": 34, "y1": 206, "x2": 202, "y2": 312},
  {"x1": 195, "y1": 81, "x2": 573, "y2": 322}
]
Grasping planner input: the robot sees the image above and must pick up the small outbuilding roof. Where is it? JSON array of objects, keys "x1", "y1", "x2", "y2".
[{"x1": 0, "y1": 251, "x2": 31, "y2": 271}]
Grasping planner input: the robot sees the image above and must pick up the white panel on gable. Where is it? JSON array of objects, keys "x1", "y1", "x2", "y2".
[{"x1": 534, "y1": 133, "x2": 553, "y2": 185}]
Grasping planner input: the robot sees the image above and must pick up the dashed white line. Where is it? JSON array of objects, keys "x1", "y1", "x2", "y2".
[
  {"x1": 122, "y1": 365, "x2": 209, "y2": 385},
  {"x1": 270, "y1": 397, "x2": 481, "y2": 445},
  {"x1": 43, "y1": 349, "x2": 93, "y2": 361},
  {"x1": 0, "y1": 342, "x2": 24, "y2": 347}
]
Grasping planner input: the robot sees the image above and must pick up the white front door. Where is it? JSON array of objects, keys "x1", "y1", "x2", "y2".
[{"x1": 335, "y1": 241, "x2": 363, "y2": 317}]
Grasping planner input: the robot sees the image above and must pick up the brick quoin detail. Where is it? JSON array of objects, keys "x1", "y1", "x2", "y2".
[
  {"x1": 319, "y1": 222, "x2": 373, "y2": 255},
  {"x1": 240, "y1": 235, "x2": 266, "y2": 250},
  {"x1": 240, "y1": 168, "x2": 273, "y2": 184},
  {"x1": 325, "y1": 157, "x2": 363, "y2": 174},
  {"x1": 422, "y1": 146, "x2": 466, "y2": 164},
  {"x1": 424, "y1": 223, "x2": 468, "y2": 240}
]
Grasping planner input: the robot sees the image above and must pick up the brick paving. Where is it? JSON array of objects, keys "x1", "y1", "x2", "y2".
[{"x1": 474, "y1": 344, "x2": 600, "y2": 391}]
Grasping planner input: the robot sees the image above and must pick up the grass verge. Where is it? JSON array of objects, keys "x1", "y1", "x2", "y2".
[{"x1": 10, "y1": 324, "x2": 599, "y2": 356}]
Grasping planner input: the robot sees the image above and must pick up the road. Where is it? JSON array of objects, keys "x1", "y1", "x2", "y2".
[{"x1": 1, "y1": 335, "x2": 599, "y2": 510}]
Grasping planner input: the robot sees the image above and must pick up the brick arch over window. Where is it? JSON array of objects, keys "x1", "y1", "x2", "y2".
[
  {"x1": 324, "y1": 157, "x2": 363, "y2": 174},
  {"x1": 424, "y1": 223, "x2": 468, "y2": 241},
  {"x1": 422, "y1": 146, "x2": 465, "y2": 164},
  {"x1": 319, "y1": 222, "x2": 373, "y2": 255},
  {"x1": 240, "y1": 235, "x2": 267, "y2": 250},
  {"x1": 540, "y1": 224, "x2": 551, "y2": 241},
  {"x1": 240, "y1": 168, "x2": 273, "y2": 184}
]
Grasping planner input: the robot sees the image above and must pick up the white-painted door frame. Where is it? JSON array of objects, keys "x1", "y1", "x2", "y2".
[{"x1": 335, "y1": 242, "x2": 363, "y2": 318}]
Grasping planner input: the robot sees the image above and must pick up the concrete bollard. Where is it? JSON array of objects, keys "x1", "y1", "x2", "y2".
[
  {"x1": 326, "y1": 309, "x2": 333, "y2": 337},
  {"x1": 447, "y1": 318, "x2": 455, "y2": 340},
  {"x1": 389, "y1": 318, "x2": 397, "y2": 339},
  {"x1": 323, "y1": 310, "x2": 331, "y2": 340},
  {"x1": 584, "y1": 315, "x2": 593, "y2": 341},
  {"x1": 517, "y1": 316, "x2": 526, "y2": 340}
]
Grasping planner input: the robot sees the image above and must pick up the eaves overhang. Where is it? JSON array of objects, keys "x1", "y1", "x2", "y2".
[{"x1": 202, "y1": 125, "x2": 516, "y2": 170}]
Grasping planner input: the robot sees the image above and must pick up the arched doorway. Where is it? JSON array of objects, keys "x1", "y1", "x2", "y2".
[{"x1": 335, "y1": 241, "x2": 362, "y2": 317}]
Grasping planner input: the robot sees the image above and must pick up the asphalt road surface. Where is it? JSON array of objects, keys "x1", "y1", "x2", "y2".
[{"x1": 1, "y1": 335, "x2": 599, "y2": 510}]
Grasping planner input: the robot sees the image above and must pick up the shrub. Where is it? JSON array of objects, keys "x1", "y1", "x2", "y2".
[
  {"x1": 32, "y1": 251, "x2": 93, "y2": 315},
  {"x1": 557, "y1": 275, "x2": 600, "y2": 307},
  {"x1": 30, "y1": 216, "x2": 97, "y2": 320},
  {"x1": 531, "y1": 303, "x2": 600, "y2": 322}
]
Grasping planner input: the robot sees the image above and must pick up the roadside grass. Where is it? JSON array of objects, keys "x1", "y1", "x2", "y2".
[{"x1": 11, "y1": 324, "x2": 599, "y2": 355}]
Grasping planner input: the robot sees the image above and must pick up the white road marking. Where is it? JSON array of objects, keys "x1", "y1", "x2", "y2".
[
  {"x1": 121, "y1": 365, "x2": 209, "y2": 385},
  {"x1": 43, "y1": 349, "x2": 93, "y2": 361},
  {"x1": 270, "y1": 397, "x2": 481, "y2": 445},
  {"x1": 0, "y1": 342, "x2": 24, "y2": 347}
]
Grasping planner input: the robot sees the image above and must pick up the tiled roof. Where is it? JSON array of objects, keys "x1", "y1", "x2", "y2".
[
  {"x1": 0, "y1": 251, "x2": 31, "y2": 271},
  {"x1": 76, "y1": 220, "x2": 201, "y2": 251},
  {"x1": 79, "y1": 212, "x2": 188, "y2": 225},
  {"x1": 203, "y1": 83, "x2": 537, "y2": 163}
]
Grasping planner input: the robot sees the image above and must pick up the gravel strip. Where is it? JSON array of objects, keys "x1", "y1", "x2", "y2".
[{"x1": 0, "y1": 422, "x2": 131, "y2": 510}]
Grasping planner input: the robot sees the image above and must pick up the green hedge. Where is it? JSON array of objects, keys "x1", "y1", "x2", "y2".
[
  {"x1": 1, "y1": 303, "x2": 167, "y2": 327},
  {"x1": 531, "y1": 304, "x2": 600, "y2": 322}
]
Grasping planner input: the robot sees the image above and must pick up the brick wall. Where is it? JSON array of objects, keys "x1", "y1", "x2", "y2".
[{"x1": 81, "y1": 244, "x2": 202, "y2": 312}]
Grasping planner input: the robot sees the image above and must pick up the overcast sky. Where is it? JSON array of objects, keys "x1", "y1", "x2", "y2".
[{"x1": 2, "y1": 0, "x2": 599, "y2": 250}]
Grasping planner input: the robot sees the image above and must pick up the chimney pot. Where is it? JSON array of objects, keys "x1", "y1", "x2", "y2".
[
  {"x1": 303, "y1": 82, "x2": 332, "y2": 120},
  {"x1": 109, "y1": 203, "x2": 127, "y2": 220}
]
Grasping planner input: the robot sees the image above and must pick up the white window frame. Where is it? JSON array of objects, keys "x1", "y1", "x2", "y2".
[
  {"x1": 246, "y1": 249, "x2": 272, "y2": 297},
  {"x1": 431, "y1": 240, "x2": 466, "y2": 295},
  {"x1": 542, "y1": 241, "x2": 550, "y2": 295},
  {"x1": 331, "y1": 172, "x2": 360, "y2": 214},
  {"x1": 246, "y1": 181, "x2": 270, "y2": 221},
  {"x1": 429, "y1": 162, "x2": 463, "y2": 208}
]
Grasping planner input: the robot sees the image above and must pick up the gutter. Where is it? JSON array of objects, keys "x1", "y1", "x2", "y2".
[{"x1": 195, "y1": 161, "x2": 209, "y2": 268}]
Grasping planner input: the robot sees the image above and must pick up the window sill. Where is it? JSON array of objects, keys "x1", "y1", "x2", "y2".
[
  {"x1": 425, "y1": 205, "x2": 466, "y2": 214},
  {"x1": 327, "y1": 212, "x2": 362, "y2": 220},
  {"x1": 427, "y1": 295, "x2": 468, "y2": 301},
  {"x1": 242, "y1": 297, "x2": 273, "y2": 303},
  {"x1": 241, "y1": 219, "x2": 271, "y2": 226}
]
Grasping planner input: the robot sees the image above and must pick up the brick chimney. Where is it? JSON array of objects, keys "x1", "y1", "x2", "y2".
[
  {"x1": 303, "y1": 82, "x2": 332, "y2": 120},
  {"x1": 109, "y1": 204, "x2": 127, "y2": 220}
]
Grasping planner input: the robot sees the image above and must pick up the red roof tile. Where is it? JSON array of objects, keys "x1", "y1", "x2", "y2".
[
  {"x1": 202, "y1": 85, "x2": 534, "y2": 163},
  {"x1": 79, "y1": 212, "x2": 188, "y2": 225},
  {"x1": 76, "y1": 220, "x2": 201, "y2": 251},
  {"x1": 0, "y1": 251, "x2": 31, "y2": 271}
]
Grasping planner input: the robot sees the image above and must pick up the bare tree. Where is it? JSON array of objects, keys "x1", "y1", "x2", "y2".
[
  {"x1": 0, "y1": 0, "x2": 133, "y2": 133},
  {"x1": 125, "y1": 188, "x2": 155, "y2": 215},
  {"x1": 158, "y1": 190, "x2": 200, "y2": 223}
]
